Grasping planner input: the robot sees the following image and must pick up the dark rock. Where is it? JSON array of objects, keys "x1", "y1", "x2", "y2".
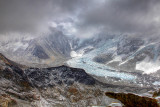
[
  {"x1": 32, "y1": 45, "x2": 49, "y2": 59},
  {"x1": 93, "y1": 53, "x2": 113, "y2": 64},
  {"x1": 26, "y1": 65, "x2": 96, "y2": 87},
  {"x1": 0, "y1": 53, "x2": 96, "y2": 90},
  {"x1": 153, "y1": 89, "x2": 160, "y2": 97},
  {"x1": 105, "y1": 92, "x2": 159, "y2": 107}
]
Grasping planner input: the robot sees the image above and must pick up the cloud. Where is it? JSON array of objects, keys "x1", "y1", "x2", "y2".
[
  {"x1": 0, "y1": 0, "x2": 160, "y2": 38},
  {"x1": 79, "y1": 0, "x2": 160, "y2": 37},
  {"x1": 0, "y1": 0, "x2": 88, "y2": 35}
]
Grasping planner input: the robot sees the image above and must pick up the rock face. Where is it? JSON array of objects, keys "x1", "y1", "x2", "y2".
[
  {"x1": 0, "y1": 53, "x2": 159, "y2": 106},
  {"x1": 0, "y1": 30, "x2": 72, "y2": 66},
  {"x1": 0, "y1": 94, "x2": 17, "y2": 107},
  {"x1": 0, "y1": 53, "x2": 102, "y2": 107},
  {"x1": 153, "y1": 89, "x2": 160, "y2": 97},
  {"x1": 117, "y1": 37, "x2": 144, "y2": 55},
  {"x1": 0, "y1": 53, "x2": 95, "y2": 87},
  {"x1": 25, "y1": 65, "x2": 96, "y2": 87},
  {"x1": 93, "y1": 53, "x2": 113, "y2": 64},
  {"x1": 0, "y1": 53, "x2": 32, "y2": 90},
  {"x1": 32, "y1": 45, "x2": 50, "y2": 59},
  {"x1": 105, "y1": 92, "x2": 159, "y2": 107}
]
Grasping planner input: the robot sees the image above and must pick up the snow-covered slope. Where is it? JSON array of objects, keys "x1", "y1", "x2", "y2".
[
  {"x1": 67, "y1": 35, "x2": 160, "y2": 87},
  {"x1": 1, "y1": 34, "x2": 160, "y2": 106},
  {"x1": 1, "y1": 32, "x2": 160, "y2": 83},
  {"x1": 0, "y1": 30, "x2": 73, "y2": 67},
  {"x1": 82, "y1": 35, "x2": 160, "y2": 75}
]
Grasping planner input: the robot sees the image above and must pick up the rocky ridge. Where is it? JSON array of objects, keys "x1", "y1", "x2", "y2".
[{"x1": 0, "y1": 53, "x2": 160, "y2": 107}]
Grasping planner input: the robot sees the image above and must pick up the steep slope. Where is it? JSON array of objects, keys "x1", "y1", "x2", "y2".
[
  {"x1": 0, "y1": 30, "x2": 72, "y2": 67},
  {"x1": 67, "y1": 35, "x2": 160, "y2": 88},
  {"x1": 0, "y1": 53, "x2": 159, "y2": 107},
  {"x1": 0, "y1": 53, "x2": 106, "y2": 106},
  {"x1": 68, "y1": 35, "x2": 160, "y2": 76},
  {"x1": 103, "y1": 36, "x2": 160, "y2": 76}
]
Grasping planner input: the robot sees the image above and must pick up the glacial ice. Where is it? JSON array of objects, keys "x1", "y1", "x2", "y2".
[
  {"x1": 67, "y1": 38, "x2": 137, "y2": 81},
  {"x1": 153, "y1": 81, "x2": 160, "y2": 86}
]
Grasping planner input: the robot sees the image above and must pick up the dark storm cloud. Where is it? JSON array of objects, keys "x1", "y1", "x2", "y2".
[
  {"x1": 0, "y1": 0, "x2": 160, "y2": 38},
  {"x1": 0, "y1": 0, "x2": 88, "y2": 34},
  {"x1": 79, "y1": 0, "x2": 160, "y2": 36}
]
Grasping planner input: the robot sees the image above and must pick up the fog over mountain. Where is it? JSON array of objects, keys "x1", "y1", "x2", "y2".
[{"x1": 0, "y1": 0, "x2": 160, "y2": 39}]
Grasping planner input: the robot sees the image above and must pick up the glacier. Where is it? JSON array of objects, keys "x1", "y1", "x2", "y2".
[{"x1": 67, "y1": 38, "x2": 137, "y2": 81}]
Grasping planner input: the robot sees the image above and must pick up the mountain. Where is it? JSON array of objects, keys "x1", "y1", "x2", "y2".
[
  {"x1": 75, "y1": 35, "x2": 160, "y2": 75},
  {"x1": 0, "y1": 53, "x2": 103, "y2": 106},
  {"x1": 0, "y1": 32, "x2": 116, "y2": 67},
  {"x1": 1, "y1": 32, "x2": 160, "y2": 81},
  {"x1": 1, "y1": 33, "x2": 160, "y2": 85},
  {"x1": 1, "y1": 31, "x2": 160, "y2": 106},
  {"x1": 0, "y1": 54, "x2": 158, "y2": 107},
  {"x1": 66, "y1": 35, "x2": 160, "y2": 89},
  {"x1": 1, "y1": 53, "x2": 159, "y2": 107},
  {"x1": 0, "y1": 30, "x2": 73, "y2": 67},
  {"x1": 89, "y1": 35, "x2": 160, "y2": 76}
]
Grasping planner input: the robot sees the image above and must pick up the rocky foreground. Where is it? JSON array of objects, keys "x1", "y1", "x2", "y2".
[{"x1": 0, "y1": 53, "x2": 159, "y2": 107}]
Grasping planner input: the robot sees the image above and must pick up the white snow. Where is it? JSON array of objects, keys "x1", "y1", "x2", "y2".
[
  {"x1": 108, "y1": 46, "x2": 117, "y2": 52},
  {"x1": 119, "y1": 43, "x2": 156, "y2": 66},
  {"x1": 108, "y1": 102, "x2": 123, "y2": 107},
  {"x1": 70, "y1": 51, "x2": 83, "y2": 58},
  {"x1": 136, "y1": 57, "x2": 160, "y2": 74},
  {"x1": 108, "y1": 55, "x2": 122, "y2": 64},
  {"x1": 153, "y1": 81, "x2": 160, "y2": 85},
  {"x1": 70, "y1": 46, "x2": 93, "y2": 58},
  {"x1": 13, "y1": 42, "x2": 29, "y2": 51}
]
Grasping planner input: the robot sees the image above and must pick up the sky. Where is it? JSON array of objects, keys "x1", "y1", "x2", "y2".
[{"x1": 0, "y1": 0, "x2": 160, "y2": 39}]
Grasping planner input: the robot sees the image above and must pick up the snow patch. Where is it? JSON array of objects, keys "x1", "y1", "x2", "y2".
[
  {"x1": 70, "y1": 51, "x2": 83, "y2": 58},
  {"x1": 108, "y1": 55, "x2": 122, "y2": 64},
  {"x1": 70, "y1": 46, "x2": 93, "y2": 58},
  {"x1": 13, "y1": 42, "x2": 29, "y2": 51},
  {"x1": 108, "y1": 46, "x2": 117, "y2": 52},
  {"x1": 153, "y1": 81, "x2": 160, "y2": 85},
  {"x1": 136, "y1": 57, "x2": 160, "y2": 74}
]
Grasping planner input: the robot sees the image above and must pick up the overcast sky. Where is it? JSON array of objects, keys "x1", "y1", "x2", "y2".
[{"x1": 0, "y1": 0, "x2": 160, "y2": 38}]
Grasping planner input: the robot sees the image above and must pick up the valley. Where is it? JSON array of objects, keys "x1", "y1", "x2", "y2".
[{"x1": 0, "y1": 34, "x2": 160, "y2": 107}]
